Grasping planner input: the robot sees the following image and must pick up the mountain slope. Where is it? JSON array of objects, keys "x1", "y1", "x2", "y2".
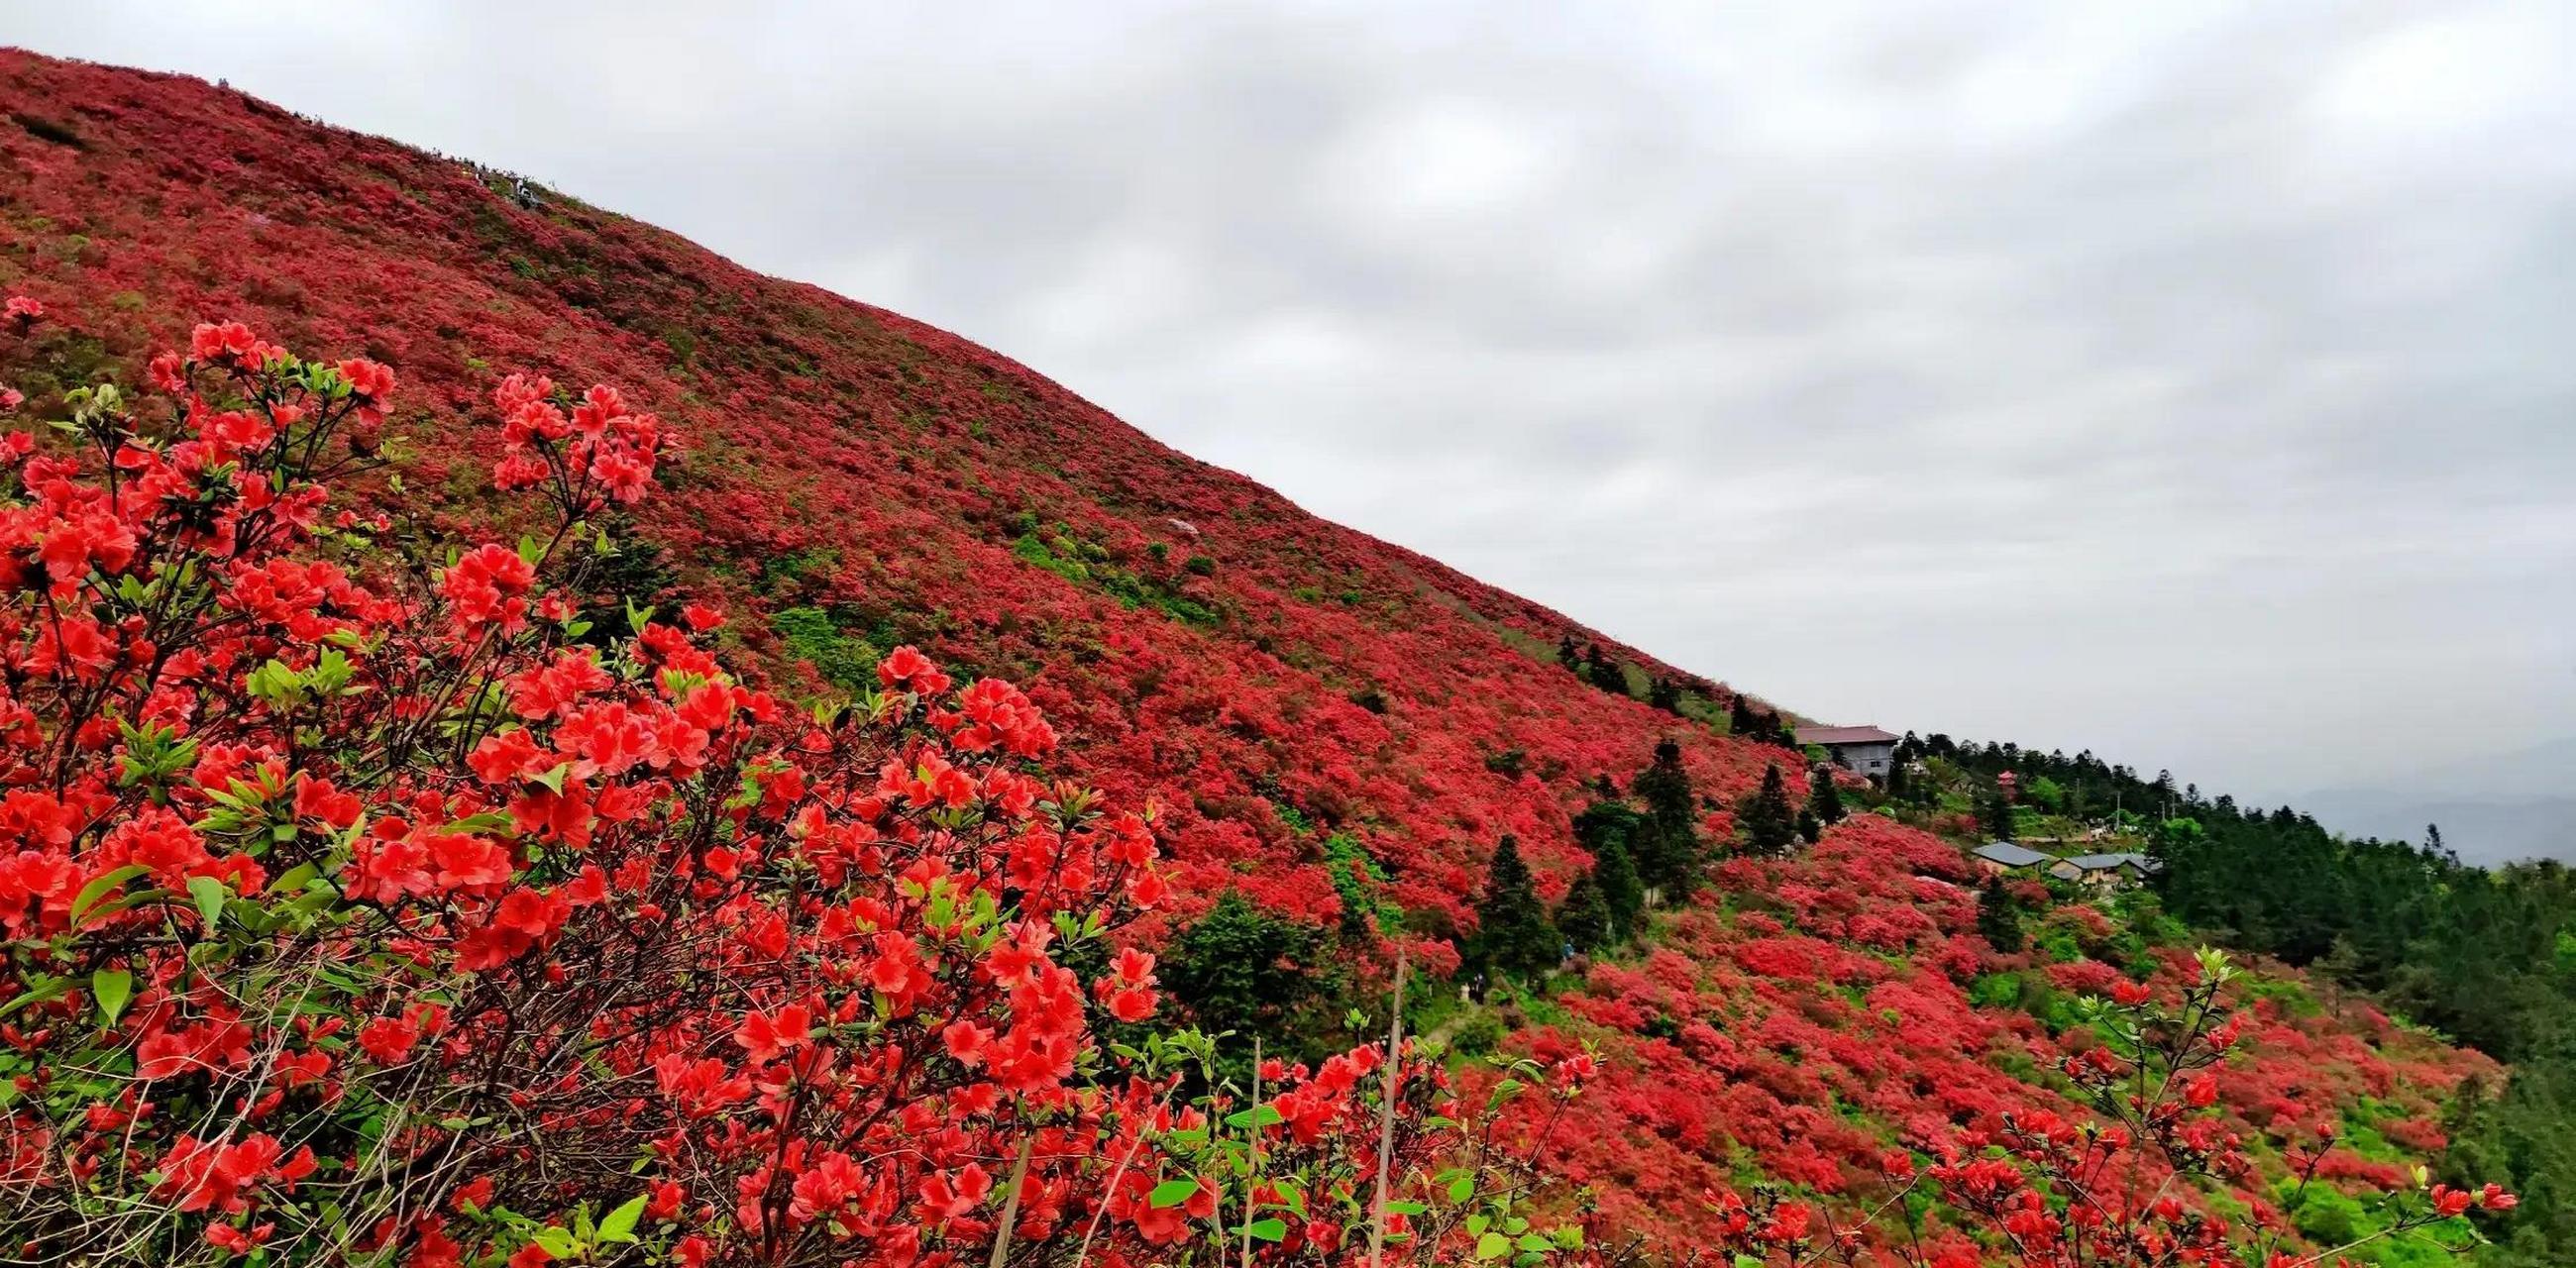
[{"x1": 0, "y1": 49, "x2": 2498, "y2": 1248}]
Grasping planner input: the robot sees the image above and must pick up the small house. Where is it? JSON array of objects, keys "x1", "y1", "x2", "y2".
[
  {"x1": 2060, "y1": 852, "x2": 2159, "y2": 890},
  {"x1": 1972, "y1": 842, "x2": 2049, "y2": 875},
  {"x1": 1794, "y1": 724, "x2": 1899, "y2": 779}
]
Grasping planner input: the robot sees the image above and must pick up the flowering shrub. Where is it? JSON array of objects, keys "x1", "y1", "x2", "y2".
[{"x1": 0, "y1": 318, "x2": 1591, "y2": 1267}]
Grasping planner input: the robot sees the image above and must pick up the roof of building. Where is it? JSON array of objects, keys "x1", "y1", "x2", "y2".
[
  {"x1": 1793, "y1": 724, "x2": 1900, "y2": 747},
  {"x1": 1973, "y1": 842, "x2": 2051, "y2": 868},
  {"x1": 2064, "y1": 852, "x2": 2159, "y2": 872}
]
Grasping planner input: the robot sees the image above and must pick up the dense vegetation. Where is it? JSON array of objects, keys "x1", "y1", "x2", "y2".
[
  {"x1": 0, "y1": 50, "x2": 2534, "y2": 1265},
  {"x1": 1913, "y1": 736, "x2": 2573, "y2": 1264}
]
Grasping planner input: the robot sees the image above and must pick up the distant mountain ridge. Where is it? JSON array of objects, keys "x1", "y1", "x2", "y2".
[{"x1": 2304, "y1": 736, "x2": 2576, "y2": 865}]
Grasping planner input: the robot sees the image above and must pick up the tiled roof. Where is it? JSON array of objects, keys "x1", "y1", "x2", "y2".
[
  {"x1": 1794, "y1": 725, "x2": 1900, "y2": 746},
  {"x1": 1973, "y1": 842, "x2": 2050, "y2": 867}
]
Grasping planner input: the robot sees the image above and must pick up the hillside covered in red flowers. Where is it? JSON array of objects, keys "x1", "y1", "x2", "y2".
[{"x1": 0, "y1": 50, "x2": 2499, "y2": 1255}]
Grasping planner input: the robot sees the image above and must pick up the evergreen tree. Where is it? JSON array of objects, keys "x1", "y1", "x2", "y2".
[
  {"x1": 1738, "y1": 762, "x2": 1798, "y2": 857},
  {"x1": 1728, "y1": 695, "x2": 1759, "y2": 737},
  {"x1": 1977, "y1": 875, "x2": 2024, "y2": 952},
  {"x1": 2426, "y1": 822, "x2": 2446, "y2": 856},
  {"x1": 1582, "y1": 643, "x2": 1628, "y2": 694},
  {"x1": 1631, "y1": 740, "x2": 1701, "y2": 898},
  {"x1": 1572, "y1": 798, "x2": 1646, "y2": 937},
  {"x1": 1556, "y1": 870, "x2": 1613, "y2": 953},
  {"x1": 1795, "y1": 808, "x2": 1822, "y2": 845},
  {"x1": 1164, "y1": 890, "x2": 1323, "y2": 1043},
  {"x1": 1556, "y1": 633, "x2": 1581, "y2": 674},
  {"x1": 1808, "y1": 764, "x2": 1846, "y2": 824},
  {"x1": 1884, "y1": 757, "x2": 1909, "y2": 801},
  {"x1": 1981, "y1": 786, "x2": 2017, "y2": 841},
  {"x1": 1473, "y1": 835, "x2": 1558, "y2": 980},
  {"x1": 1649, "y1": 676, "x2": 1681, "y2": 713}
]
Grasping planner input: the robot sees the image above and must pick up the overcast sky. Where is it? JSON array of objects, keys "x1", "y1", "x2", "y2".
[{"x1": 14, "y1": 1, "x2": 2573, "y2": 809}]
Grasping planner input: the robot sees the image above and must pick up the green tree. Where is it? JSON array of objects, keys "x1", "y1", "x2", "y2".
[
  {"x1": 1631, "y1": 740, "x2": 1701, "y2": 898},
  {"x1": 1978, "y1": 875, "x2": 2025, "y2": 952},
  {"x1": 1556, "y1": 869, "x2": 1614, "y2": 953},
  {"x1": 1795, "y1": 808, "x2": 1822, "y2": 845},
  {"x1": 1582, "y1": 643, "x2": 1627, "y2": 694},
  {"x1": 1164, "y1": 890, "x2": 1323, "y2": 1045},
  {"x1": 1473, "y1": 835, "x2": 1558, "y2": 980},
  {"x1": 1572, "y1": 797, "x2": 1646, "y2": 937},
  {"x1": 1808, "y1": 764, "x2": 1846, "y2": 824},
  {"x1": 1649, "y1": 676, "x2": 1681, "y2": 713},
  {"x1": 1738, "y1": 762, "x2": 1798, "y2": 857},
  {"x1": 1981, "y1": 786, "x2": 2017, "y2": 841},
  {"x1": 1556, "y1": 633, "x2": 1581, "y2": 674}
]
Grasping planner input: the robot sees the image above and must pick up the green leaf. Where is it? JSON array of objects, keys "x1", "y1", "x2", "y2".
[
  {"x1": 69, "y1": 865, "x2": 151, "y2": 923},
  {"x1": 1517, "y1": 1233, "x2": 1553, "y2": 1253},
  {"x1": 528, "y1": 762, "x2": 573, "y2": 794},
  {"x1": 1476, "y1": 1232, "x2": 1511, "y2": 1260},
  {"x1": 1245, "y1": 1217, "x2": 1287, "y2": 1242},
  {"x1": 1223, "y1": 1104, "x2": 1285, "y2": 1129},
  {"x1": 187, "y1": 876, "x2": 228, "y2": 929},
  {"x1": 1736, "y1": 1256, "x2": 1766, "y2": 1268},
  {"x1": 1447, "y1": 1174, "x2": 1474, "y2": 1203},
  {"x1": 597, "y1": 1194, "x2": 648, "y2": 1243},
  {"x1": 91, "y1": 970, "x2": 133, "y2": 1023},
  {"x1": 1148, "y1": 1179, "x2": 1199, "y2": 1210}
]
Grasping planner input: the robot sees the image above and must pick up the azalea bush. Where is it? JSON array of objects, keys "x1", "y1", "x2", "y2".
[
  {"x1": 0, "y1": 313, "x2": 1590, "y2": 1268},
  {"x1": 1687, "y1": 950, "x2": 2514, "y2": 1268}
]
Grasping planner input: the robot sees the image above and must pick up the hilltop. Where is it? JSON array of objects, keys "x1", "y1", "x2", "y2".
[{"x1": 0, "y1": 49, "x2": 2507, "y2": 1257}]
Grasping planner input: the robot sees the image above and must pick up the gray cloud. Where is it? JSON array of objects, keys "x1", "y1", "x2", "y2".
[{"x1": 11, "y1": 0, "x2": 2574, "y2": 808}]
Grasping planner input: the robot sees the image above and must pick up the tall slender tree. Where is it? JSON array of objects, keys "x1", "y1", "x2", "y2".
[
  {"x1": 1572, "y1": 797, "x2": 1646, "y2": 937},
  {"x1": 1556, "y1": 870, "x2": 1613, "y2": 953},
  {"x1": 1473, "y1": 835, "x2": 1557, "y2": 980},
  {"x1": 1739, "y1": 763, "x2": 1798, "y2": 857},
  {"x1": 1808, "y1": 764, "x2": 1847, "y2": 824},
  {"x1": 1977, "y1": 875, "x2": 2025, "y2": 952},
  {"x1": 1631, "y1": 740, "x2": 1701, "y2": 898}
]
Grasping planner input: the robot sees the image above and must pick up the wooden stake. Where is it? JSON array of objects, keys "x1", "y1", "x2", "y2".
[
  {"x1": 1368, "y1": 945, "x2": 1408, "y2": 1268},
  {"x1": 988, "y1": 1131, "x2": 1034, "y2": 1268},
  {"x1": 1241, "y1": 1034, "x2": 1262, "y2": 1268}
]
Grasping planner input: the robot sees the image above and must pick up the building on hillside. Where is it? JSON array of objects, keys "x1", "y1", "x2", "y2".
[
  {"x1": 2056, "y1": 852, "x2": 2159, "y2": 890},
  {"x1": 1794, "y1": 724, "x2": 1899, "y2": 779},
  {"x1": 1973, "y1": 841, "x2": 2050, "y2": 875}
]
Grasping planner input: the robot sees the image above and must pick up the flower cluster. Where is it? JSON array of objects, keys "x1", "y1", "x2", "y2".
[{"x1": 0, "y1": 316, "x2": 1585, "y2": 1268}]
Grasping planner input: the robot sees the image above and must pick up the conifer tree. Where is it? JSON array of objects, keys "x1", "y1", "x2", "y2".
[
  {"x1": 1727, "y1": 694, "x2": 1757, "y2": 736},
  {"x1": 1796, "y1": 808, "x2": 1822, "y2": 845},
  {"x1": 1572, "y1": 797, "x2": 1646, "y2": 937},
  {"x1": 1982, "y1": 786, "x2": 2017, "y2": 841},
  {"x1": 1977, "y1": 875, "x2": 2024, "y2": 952},
  {"x1": 1631, "y1": 739, "x2": 1701, "y2": 898},
  {"x1": 1739, "y1": 762, "x2": 1798, "y2": 857},
  {"x1": 1583, "y1": 643, "x2": 1628, "y2": 694},
  {"x1": 1808, "y1": 764, "x2": 1846, "y2": 824},
  {"x1": 1473, "y1": 835, "x2": 1557, "y2": 980},
  {"x1": 1884, "y1": 756, "x2": 1909, "y2": 801},
  {"x1": 1649, "y1": 676, "x2": 1681, "y2": 713},
  {"x1": 1556, "y1": 869, "x2": 1613, "y2": 953},
  {"x1": 1556, "y1": 633, "x2": 1581, "y2": 674}
]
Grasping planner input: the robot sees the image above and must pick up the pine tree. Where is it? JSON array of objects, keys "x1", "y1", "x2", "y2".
[
  {"x1": 1649, "y1": 676, "x2": 1681, "y2": 713},
  {"x1": 1982, "y1": 786, "x2": 2017, "y2": 841},
  {"x1": 1977, "y1": 875, "x2": 2024, "y2": 952},
  {"x1": 1631, "y1": 740, "x2": 1701, "y2": 898},
  {"x1": 1473, "y1": 835, "x2": 1557, "y2": 980},
  {"x1": 1808, "y1": 764, "x2": 1846, "y2": 824},
  {"x1": 1795, "y1": 808, "x2": 1822, "y2": 845},
  {"x1": 1738, "y1": 762, "x2": 1798, "y2": 857},
  {"x1": 1556, "y1": 633, "x2": 1581, "y2": 674},
  {"x1": 1572, "y1": 798, "x2": 1646, "y2": 937},
  {"x1": 1582, "y1": 643, "x2": 1627, "y2": 694},
  {"x1": 1728, "y1": 695, "x2": 1759, "y2": 737},
  {"x1": 1556, "y1": 870, "x2": 1613, "y2": 953},
  {"x1": 1884, "y1": 757, "x2": 1909, "y2": 801}
]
